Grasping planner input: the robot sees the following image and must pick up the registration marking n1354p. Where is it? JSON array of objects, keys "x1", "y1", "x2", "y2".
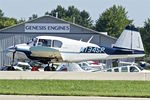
[{"x1": 80, "y1": 47, "x2": 105, "y2": 53}]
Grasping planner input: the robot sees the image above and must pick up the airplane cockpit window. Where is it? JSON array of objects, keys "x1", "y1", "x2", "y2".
[
  {"x1": 37, "y1": 39, "x2": 62, "y2": 48},
  {"x1": 52, "y1": 40, "x2": 62, "y2": 48},
  {"x1": 38, "y1": 39, "x2": 51, "y2": 47}
]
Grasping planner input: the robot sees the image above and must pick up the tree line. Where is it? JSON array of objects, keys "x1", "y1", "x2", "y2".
[{"x1": 0, "y1": 5, "x2": 150, "y2": 55}]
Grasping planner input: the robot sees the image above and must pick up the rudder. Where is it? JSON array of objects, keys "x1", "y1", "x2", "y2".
[{"x1": 113, "y1": 28, "x2": 144, "y2": 52}]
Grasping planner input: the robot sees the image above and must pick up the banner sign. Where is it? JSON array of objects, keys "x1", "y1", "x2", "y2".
[{"x1": 25, "y1": 23, "x2": 70, "y2": 33}]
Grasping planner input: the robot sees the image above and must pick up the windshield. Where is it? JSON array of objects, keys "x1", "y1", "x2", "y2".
[
  {"x1": 81, "y1": 66, "x2": 92, "y2": 71},
  {"x1": 27, "y1": 38, "x2": 38, "y2": 46},
  {"x1": 78, "y1": 64, "x2": 100, "y2": 71},
  {"x1": 137, "y1": 65, "x2": 144, "y2": 71},
  {"x1": 38, "y1": 39, "x2": 51, "y2": 47}
]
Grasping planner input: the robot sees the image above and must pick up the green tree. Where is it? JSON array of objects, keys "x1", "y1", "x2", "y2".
[
  {"x1": 53, "y1": 5, "x2": 66, "y2": 18},
  {"x1": 95, "y1": 5, "x2": 132, "y2": 37},
  {"x1": 0, "y1": 9, "x2": 4, "y2": 29},
  {"x1": 0, "y1": 9, "x2": 4, "y2": 17},
  {"x1": 3, "y1": 17, "x2": 17, "y2": 27},
  {"x1": 140, "y1": 18, "x2": 150, "y2": 55},
  {"x1": 0, "y1": 18, "x2": 18, "y2": 29},
  {"x1": 66, "y1": 6, "x2": 82, "y2": 25},
  {"x1": 18, "y1": 18, "x2": 26, "y2": 23},
  {"x1": 28, "y1": 14, "x2": 38, "y2": 21},
  {"x1": 0, "y1": 17, "x2": 17, "y2": 29},
  {"x1": 45, "y1": 5, "x2": 93, "y2": 29},
  {"x1": 45, "y1": 5, "x2": 67, "y2": 19},
  {"x1": 80, "y1": 10, "x2": 93, "y2": 28},
  {"x1": 0, "y1": 9, "x2": 17, "y2": 29}
]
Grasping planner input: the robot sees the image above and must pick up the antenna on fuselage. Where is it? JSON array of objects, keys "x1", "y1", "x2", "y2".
[{"x1": 87, "y1": 36, "x2": 94, "y2": 43}]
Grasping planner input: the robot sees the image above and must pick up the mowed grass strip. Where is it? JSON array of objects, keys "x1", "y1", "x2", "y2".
[{"x1": 0, "y1": 80, "x2": 150, "y2": 97}]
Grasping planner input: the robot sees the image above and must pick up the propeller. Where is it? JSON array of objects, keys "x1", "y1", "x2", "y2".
[
  {"x1": 0, "y1": 39, "x2": 17, "y2": 70},
  {"x1": 10, "y1": 37, "x2": 17, "y2": 69},
  {"x1": 11, "y1": 44, "x2": 17, "y2": 68},
  {"x1": 11, "y1": 47, "x2": 17, "y2": 66}
]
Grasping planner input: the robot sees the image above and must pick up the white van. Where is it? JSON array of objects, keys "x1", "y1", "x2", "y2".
[{"x1": 104, "y1": 65, "x2": 150, "y2": 73}]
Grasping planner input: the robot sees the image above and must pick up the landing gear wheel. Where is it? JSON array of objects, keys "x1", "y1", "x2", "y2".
[
  {"x1": 7, "y1": 66, "x2": 15, "y2": 71},
  {"x1": 51, "y1": 66, "x2": 56, "y2": 71},
  {"x1": 44, "y1": 66, "x2": 52, "y2": 71},
  {"x1": 44, "y1": 62, "x2": 52, "y2": 71}
]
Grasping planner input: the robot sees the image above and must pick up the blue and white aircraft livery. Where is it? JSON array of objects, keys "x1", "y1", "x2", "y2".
[{"x1": 6, "y1": 29, "x2": 145, "y2": 65}]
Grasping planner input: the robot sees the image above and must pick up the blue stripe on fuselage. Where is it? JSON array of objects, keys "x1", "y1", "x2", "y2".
[{"x1": 100, "y1": 46, "x2": 144, "y2": 55}]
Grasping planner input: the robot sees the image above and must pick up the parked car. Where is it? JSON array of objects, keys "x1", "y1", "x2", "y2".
[
  {"x1": 0, "y1": 65, "x2": 23, "y2": 71},
  {"x1": 30, "y1": 62, "x2": 43, "y2": 71},
  {"x1": 56, "y1": 62, "x2": 100, "y2": 72},
  {"x1": 0, "y1": 62, "x2": 32, "y2": 71},
  {"x1": 104, "y1": 65, "x2": 150, "y2": 73},
  {"x1": 78, "y1": 61, "x2": 105, "y2": 70},
  {"x1": 13, "y1": 62, "x2": 32, "y2": 71}
]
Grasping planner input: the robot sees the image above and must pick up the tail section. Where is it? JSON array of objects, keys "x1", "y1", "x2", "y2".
[
  {"x1": 105, "y1": 27, "x2": 145, "y2": 59},
  {"x1": 113, "y1": 28, "x2": 144, "y2": 52}
]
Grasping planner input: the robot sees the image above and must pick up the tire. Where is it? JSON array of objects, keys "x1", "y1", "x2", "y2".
[
  {"x1": 7, "y1": 67, "x2": 15, "y2": 71},
  {"x1": 44, "y1": 66, "x2": 52, "y2": 71},
  {"x1": 51, "y1": 67, "x2": 56, "y2": 71}
]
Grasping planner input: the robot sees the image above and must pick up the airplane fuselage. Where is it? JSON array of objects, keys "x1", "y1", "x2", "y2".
[{"x1": 6, "y1": 35, "x2": 144, "y2": 63}]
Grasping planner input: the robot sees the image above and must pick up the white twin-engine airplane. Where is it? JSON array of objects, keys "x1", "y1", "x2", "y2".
[{"x1": 6, "y1": 29, "x2": 145, "y2": 67}]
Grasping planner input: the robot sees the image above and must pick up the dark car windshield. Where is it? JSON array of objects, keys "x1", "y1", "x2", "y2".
[{"x1": 138, "y1": 65, "x2": 144, "y2": 71}]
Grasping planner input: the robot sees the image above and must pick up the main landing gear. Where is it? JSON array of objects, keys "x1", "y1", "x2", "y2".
[{"x1": 44, "y1": 62, "x2": 56, "y2": 71}]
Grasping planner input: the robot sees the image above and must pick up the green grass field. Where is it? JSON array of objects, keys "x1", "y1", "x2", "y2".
[{"x1": 0, "y1": 80, "x2": 150, "y2": 97}]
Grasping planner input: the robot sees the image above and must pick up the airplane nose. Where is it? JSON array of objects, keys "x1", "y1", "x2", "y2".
[{"x1": 6, "y1": 46, "x2": 17, "y2": 52}]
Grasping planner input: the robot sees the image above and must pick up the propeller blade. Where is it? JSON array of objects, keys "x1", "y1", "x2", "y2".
[
  {"x1": 11, "y1": 46, "x2": 17, "y2": 67},
  {"x1": 11, "y1": 51, "x2": 16, "y2": 67}
]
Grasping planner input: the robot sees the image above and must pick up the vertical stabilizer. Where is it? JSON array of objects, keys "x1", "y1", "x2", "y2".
[{"x1": 113, "y1": 29, "x2": 144, "y2": 51}]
